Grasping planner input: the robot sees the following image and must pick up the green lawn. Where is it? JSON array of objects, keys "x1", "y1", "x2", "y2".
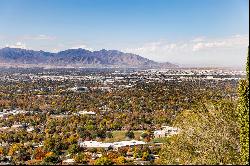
[
  {"x1": 151, "y1": 137, "x2": 168, "y2": 143},
  {"x1": 103, "y1": 130, "x2": 144, "y2": 142}
]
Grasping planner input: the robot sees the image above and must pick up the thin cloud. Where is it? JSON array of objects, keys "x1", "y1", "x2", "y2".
[
  {"x1": 5, "y1": 42, "x2": 27, "y2": 49},
  {"x1": 192, "y1": 35, "x2": 249, "y2": 51},
  {"x1": 123, "y1": 34, "x2": 249, "y2": 66},
  {"x1": 22, "y1": 34, "x2": 56, "y2": 40},
  {"x1": 125, "y1": 34, "x2": 249, "y2": 54},
  {"x1": 70, "y1": 44, "x2": 93, "y2": 51},
  {"x1": 0, "y1": 35, "x2": 5, "y2": 40},
  {"x1": 190, "y1": 37, "x2": 206, "y2": 43}
]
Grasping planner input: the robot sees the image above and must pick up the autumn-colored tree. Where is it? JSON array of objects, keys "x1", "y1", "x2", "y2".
[
  {"x1": 67, "y1": 144, "x2": 79, "y2": 155},
  {"x1": 43, "y1": 153, "x2": 61, "y2": 164},
  {"x1": 142, "y1": 151, "x2": 150, "y2": 161},
  {"x1": 94, "y1": 156, "x2": 113, "y2": 165},
  {"x1": 237, "y1": 47, "x2": 249, "y2": 165},
  {"x1": 107, "y1": 151, "x2": 119, "y2": 162},
  {"x1": 160, "y1": 100, "x2": 240, "y2": 165},
  {"x1": 8, "y1": 143, "x2": 23, "y2": 156},
  {"x1": 32, "y1": 147, "x2": 46, "y2": 160},
  {"x1": 74, "y1": 152, "x2": 87, "y2": 164},
  {"x1": 115, "y1": 156, "x2": 126, "y2": 165},
  {"x1": 8, "y1": 143, "x2": 31, "y2": 164},
  {"x1": 0, "y1": 146, "x2": 4, "y2": 156}
]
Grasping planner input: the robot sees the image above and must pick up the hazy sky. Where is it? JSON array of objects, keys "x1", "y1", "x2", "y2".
[{"x1": 0, "y1": 0, "x2": 249, "y2": 67}]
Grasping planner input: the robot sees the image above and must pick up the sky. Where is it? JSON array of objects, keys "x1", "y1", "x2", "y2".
[{"x1": 0, "y1": 0, "x2": 249, "y2": 67}]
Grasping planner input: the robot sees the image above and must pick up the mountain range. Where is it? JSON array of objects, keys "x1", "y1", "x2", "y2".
[{"x1": 0, "y1": 47, "x2": 178, "y2": 68}]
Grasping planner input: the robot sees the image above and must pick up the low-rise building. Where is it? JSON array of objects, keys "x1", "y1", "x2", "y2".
[
  {"x1": 154, "y1": 126, "x2": 180, "y2": 138},
  {"x1": 27, "y1": 126, "x2": 35, "y2": 132},
  {"x1": 11, "y1": 124, "x2": 24, "y2": 129},
  {"x1": 62, "y1": 159, "x2": 75, "y2": 165},
  {"x1": 74, "y1": 111, "x2": 96, "y2": 116},
  {"x1": 79, "y1": 141, "x2": 113, "y2": 150},
  {"x1": 68, "y1": 86, "x2": 89, "y2": 92},
  {"x1": 78, "y1": 140, "x2": 146, "y2": 151}
]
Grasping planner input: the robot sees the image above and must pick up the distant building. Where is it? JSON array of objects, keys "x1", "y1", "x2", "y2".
[
  {"x1": 78, "y1": 141, "x2": 113, "y2": 150},
  {"x1": 50, "y1": 115, "x2": 71, "y2": 118},
  {"x1": 0, "y1": 109, "x2": 28, "y2": 118},
  {"x1": 90, "y1": 87, "x2": 111, "y2": 92},
  {"x1": 162, "y1": 126, "x2": 179, "y2": 135},
  {"x1": 154, "y1": 126, "x2": 179, "y2": 138},
  {"x1": 206, "y1": 76, "x2": 214, "y2": 79},
  {"x1": 62, "y1": 159, "x2": 75, "y2": 165},
  {"x1": 104, "y1": 79, "x2": 115, "y2": 84},
  {"x1": 27, "y1": 126, "x2": 35, "y2": 132},
  {"x1": 78, "y1": 140, "x2": 146, "y2": 151},
  {"x1": 11, "y1": 124, "x2": 24, "y2": 129},
  {"x1": 76, "y1": 111, "x2": 96, "y2": 115},
  {"x1": 0, "y1": 127, "x2": 10, "y2": 131},
  {"x1": 112, "y1": 140, "x2": 146, "y2": 150},
  {"x1": 154, "y1": 130, "x2": 167, "y2": 138},
  {"x1": 68, "y1": 86, "x2": 89, "y2": 92}
]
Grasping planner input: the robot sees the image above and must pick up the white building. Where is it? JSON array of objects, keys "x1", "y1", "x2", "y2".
[
  {"x1": 162, "y1": 126, "x2": 179, "y2": 135},
  {"x1": 0, "y1": 127, "x2": 10, "y2": 131},
  {"x1": 68, "y1": 86, "x2": 89, "y2": 92},
  {"x1": 11, "y1": 124, "x2": 24, "y2": 129},
  {"x1": 78, "y1": 141, "x2": 113, "y2": 150},
  {"x1": 62, "y1": 159, "x2": 75, "y2": 165},
  {"x1": 78, "y1": 140, "x2": 146, "y2": 150},
  {"x1": 0, "y1": 109, "x2": 28, "y2": 118},
  {"x1": 91, "y1": 87, "x2": 111, "y2": 92},
  {"x1": 154, "y1": 130, "x2": 167, "y2": 138},
  {"x1": 74, "y1": 111, "x2": 96, "y2": 116},
  {"x1": 27, "y1": 126, "x2": 35, "y2": 132},
  {"x1": 112, "y1": 140, "x2": 146, "y2": 150},
  {"x1": 154, "y1": 126, "x2": 180, "y2": 138}
]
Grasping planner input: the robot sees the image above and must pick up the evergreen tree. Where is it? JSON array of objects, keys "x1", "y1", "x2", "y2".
[{"x1": 237, "y1": 47, "x2": 249, "y2": 165}]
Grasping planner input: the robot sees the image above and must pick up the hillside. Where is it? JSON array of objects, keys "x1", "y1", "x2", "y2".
[{"x1": 0, "y1": 47, "x2": 178, "y2": 68}]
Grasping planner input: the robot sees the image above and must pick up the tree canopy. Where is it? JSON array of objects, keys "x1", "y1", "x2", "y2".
[{"x1": 237, "y1": 47, "x2": 249, "y2": 164}]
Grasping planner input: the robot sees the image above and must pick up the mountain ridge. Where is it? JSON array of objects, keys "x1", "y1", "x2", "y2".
[{"x1": 0, "y1": 47, "x2": 178, "y2": 68}]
